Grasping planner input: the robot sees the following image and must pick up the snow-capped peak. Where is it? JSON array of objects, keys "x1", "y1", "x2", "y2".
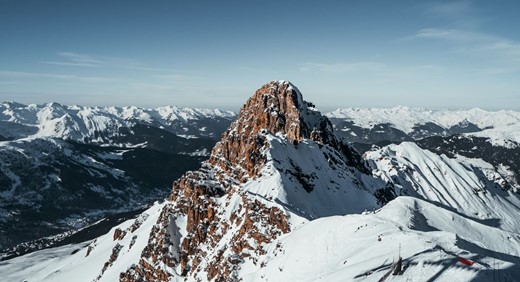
[{"x1": 114, "y1": 80, "x2": 380, "y2": 281}]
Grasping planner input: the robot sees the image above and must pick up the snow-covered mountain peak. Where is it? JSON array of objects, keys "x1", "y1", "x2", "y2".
[{"x1": 110, "y1": 81, "x2": 381, "y2": 281}]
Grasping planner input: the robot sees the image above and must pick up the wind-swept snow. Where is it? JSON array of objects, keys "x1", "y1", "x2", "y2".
[
  {"x1": 469, "y1": 123, "x2": 520, "y2": 147},
  {"x1": 246, "y1": 134, "x2": 380, "y2": 223},
  {"x1": 365, "y1": 142, "x2": 520, "y2": 233},
  {"x1": 244, "y1": 197, "x2": 520, "y2": 282}
]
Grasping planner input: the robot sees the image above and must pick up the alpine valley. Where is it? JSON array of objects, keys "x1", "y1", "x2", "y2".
[
  {"x1": 0, "y1": 102, "x2": 235, "y2": 252},
  {"x1": 1, "y1": 81, "x2": 519, "y2": 282}
]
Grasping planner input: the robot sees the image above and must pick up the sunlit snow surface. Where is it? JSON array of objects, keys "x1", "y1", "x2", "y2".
[
  {"x1": 3, "y1": 197, "x2": 519, "y2": 281},
  {"x1": 244, "y1": 196, "x2": 520, "y2": 282},
  {"x1": 2, "y1": 134, "x2": 519, "y2": 281},
  {"x1": 365, "y1": 142, "x2": 520, "y2": 232}
]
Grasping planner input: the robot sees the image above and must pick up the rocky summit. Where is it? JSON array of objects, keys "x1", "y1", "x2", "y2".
[{"x1": 119, "y1": 80, "x2": 378, "y2": 281}]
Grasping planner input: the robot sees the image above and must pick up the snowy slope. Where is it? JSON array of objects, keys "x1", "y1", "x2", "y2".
[
  {"x1": 0, "y1": 132, "x2": 383, "y2": 282},
  {"x1": 470, "y1": 123, "x2": 520, "y2": 147},
  {"x1": 5, "y1": 192, "x2": 518, "y2": 281},
  {"x1": 326, "y1": 107, "x2": 520, "y2": 149},
  {"x1": 255, "y1": 134, "x2": 380, "y2": 220},
  {"x1": 0, "y1": 201, "x2": 167, "y2": 282},
  {"x1": 244, "y1": 196, "x2": 520, "y2": 282},
  {"x1": 0, "y1": 101, "x2": 235, "y2": 250},
  {"x1": 239, "y1": 141, "x2": 520, "y2": 281},
  {"x1": 364, "y1": 142, "x2": 520, "y2": 233}
]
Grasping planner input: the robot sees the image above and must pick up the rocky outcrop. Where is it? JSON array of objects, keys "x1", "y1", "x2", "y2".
[
  {"x1": 113, "y1": 228, "x2": 127, "y2": 241},
  {"x1": 97, "y1": 243, "x2": 123, "y2": 281},
  {"x1": 208, "y1": 80, "x2": 340, "y2": 182},
  {"x1": 120, "y1": 81, "x2": 368, "y2": 282}
]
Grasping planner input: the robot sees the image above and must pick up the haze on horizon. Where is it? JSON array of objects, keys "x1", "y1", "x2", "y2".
[{"x1": 1, "y1": 0, "x2": 519, "y2": 111}]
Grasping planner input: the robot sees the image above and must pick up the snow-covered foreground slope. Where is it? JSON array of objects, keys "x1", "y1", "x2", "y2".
[
  {"x1": 3, "y1": 196, "x2": 518, "y2": 282},
  {"x1": 245, "y1": 196, "x2": 520, "y2": 282},
  {"x1": 0, "y1": 202, "x2": 167, "y2": 282}
]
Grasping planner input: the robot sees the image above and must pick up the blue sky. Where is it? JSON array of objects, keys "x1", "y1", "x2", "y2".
[{"x1": 1, "y1": 0, "x2": 519, "y2": 110}]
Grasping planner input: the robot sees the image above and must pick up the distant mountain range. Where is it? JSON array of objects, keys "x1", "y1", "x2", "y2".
[
  {"x1": 0, "y1": 101, "x2": 235, "y2": 142},
  {"x1": 1, "y1": 81, "x2": 519, "y2": 281},
  {"x1": 327, "y1": 106, "x2": 520, "y2": 147}
]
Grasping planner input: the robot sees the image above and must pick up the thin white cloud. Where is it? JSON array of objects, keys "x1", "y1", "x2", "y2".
[
  {"x1": 58, "y1": 52, "x2": 107, "y2": 65},
  {"x1": 413, "y1": 0, "x2": 519, "y2": 71},
  {"x1": 0, "y1": 70, "x2": 110, "y2": 83},
  {"x1": 412, "y1": 28, "x2": 520, "y2": 65},
  {"x1": 125, "y1": 65, "x2": 182, "y2": 72},
  {"x1": 414, "y1": 28, "x2": 488, "y2": 41},
  {"x1": 299, "y1": 61, "x2": 386, "y2": 74},
  {"x1": 424, "y1": 0, "x2": 482, "y2": 29},
  {"x1": 39, "y1": 61, "x2": 99, "y2": 67},
  {"x1": 299, "y1": 61, "x2": 444, "y2": 79},
  {"x1": 426, "y1": 0, "x2": 473, "y2": 18},
  {"x1": 153, "y1": 73, "x2": 201, "y2": 81},
  {"x1": 127, "y1": 82, "x2": 178, "y2": 91},
  {"x1": 481, "y1": 39, "x2": 520, "y2": 58},
  {"x1": 40, "y1": 52, "x2": 178, "y2": 72}
]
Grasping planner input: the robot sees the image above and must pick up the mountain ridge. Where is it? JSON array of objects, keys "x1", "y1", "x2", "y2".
[
  {"x1": 1, "y1": 82, "x2": 520, "y2": 281},
  {"x1": 0, "y1": 101, "x2": 236, "y2": 142},
  {"x1": 327, "y1": 106, "x2": 520, "y2": 132}
]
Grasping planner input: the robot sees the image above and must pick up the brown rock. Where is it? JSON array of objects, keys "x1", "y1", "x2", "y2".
[{"x1": 113, "y1": 228, "x2": 126, "y2": 241}]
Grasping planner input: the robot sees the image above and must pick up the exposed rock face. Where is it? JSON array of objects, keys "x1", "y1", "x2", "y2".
[
  {"x1": 208, "y1": 80, "x2": 339, "y2": 182},
  {"x1": 120, "y1": 81, "x2": 368, "y2": 282},
  {"x1": 113, "y1": 228, "x2": 126, "y2": 241}
]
